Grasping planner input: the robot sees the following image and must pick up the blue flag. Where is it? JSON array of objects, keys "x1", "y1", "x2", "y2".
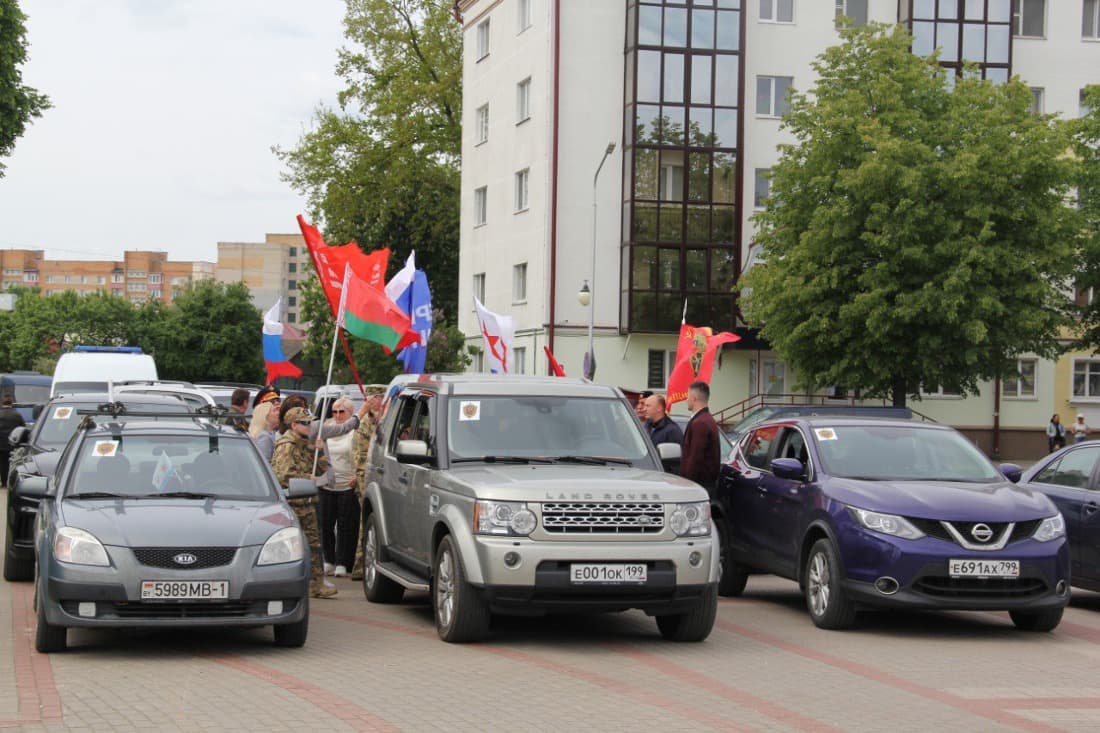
[{"x1": 396, "y1": 270, "x2": 433, "y2": 374}]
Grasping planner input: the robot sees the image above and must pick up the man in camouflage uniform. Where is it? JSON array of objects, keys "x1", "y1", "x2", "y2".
[
  {"x1": 272, "y1": 406, "x2": 336, "y2": 599},
  {"x1": 351, "y1": 393, "x2": 384, "y2": 581}
]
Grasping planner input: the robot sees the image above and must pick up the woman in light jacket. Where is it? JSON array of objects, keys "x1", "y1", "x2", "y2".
[{"x1": 317, "y1": 396, "x2": 362, "y2": 577}]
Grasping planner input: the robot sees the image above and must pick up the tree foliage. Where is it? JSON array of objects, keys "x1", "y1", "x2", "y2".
[
  {"x1": 0, "y1": 284, "x2": 264, "y2": 383},
  {"x1": 0, "y1": 0, "x2": 50, "y2": 176},
  {"x1": 276, "y1": 0, "x2": 462, "y2": 317},
  {"x1": 1072, "y1": 84, "x2": 1100, "y2": 349},
  {"x1": 741, "y1": 24, "x2": 1079, "y2": 405}
]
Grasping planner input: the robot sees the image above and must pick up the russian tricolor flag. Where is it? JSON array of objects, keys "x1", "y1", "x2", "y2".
[{"x1": 262, "y1": 299, "x2": 303, "y2": 384}]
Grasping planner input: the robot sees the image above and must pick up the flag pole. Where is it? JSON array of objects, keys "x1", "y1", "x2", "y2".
[{"x1": 312, "y1": 263, "x2": 350, "y2": 478}]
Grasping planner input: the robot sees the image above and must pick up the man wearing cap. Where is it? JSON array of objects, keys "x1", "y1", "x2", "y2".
[
  {"x1": 1073, "y1": 414, "x2": 1091, "y2": 444},
  {"x1": 271, "y1": 401, "x2": 370, "y2": 598}
]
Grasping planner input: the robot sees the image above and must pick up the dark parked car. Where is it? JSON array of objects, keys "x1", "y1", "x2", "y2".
[
  {"x1": 716, "y1": 418, "x2": 1070, "y2": 631},
  {"x1": 4, "y1": 394, "x2": 192, "y2": 581},
  {"x1": 0, "y1": 371, "x2": 52, "y2": 425},
  {"x1": 28, "y1": 408, "x2": 315, "y2": 652},
  {"x1": 724, "y1": 404, "x2": 914, "y2": 440},
  {"x1": 1018, "y1": 443, "x2": 1100, "y2": 592}
]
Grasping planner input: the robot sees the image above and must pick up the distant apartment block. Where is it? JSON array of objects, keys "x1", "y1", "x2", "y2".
[
  {"x1": 215, "y1": 233, "x2": 310, "y2": 325},
  {"x1": 0, "y1": 249, "x2": 215, "y2": 306}
]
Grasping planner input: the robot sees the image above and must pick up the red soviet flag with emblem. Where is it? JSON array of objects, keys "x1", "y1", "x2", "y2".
[
  {"x1": 297, "y1": 215, "x2": 390, "y2": 317},
  {"x1": 666, "y1": 323, "x2": 740, "y2": 407}
]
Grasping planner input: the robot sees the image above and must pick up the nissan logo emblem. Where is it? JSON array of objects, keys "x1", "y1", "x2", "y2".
[
  {"x1": 173, "y1": 553, "x2": 197, "y2": 566},
  {"x1": 970, "y1": 524, "x2": 994, "y2": 543}
]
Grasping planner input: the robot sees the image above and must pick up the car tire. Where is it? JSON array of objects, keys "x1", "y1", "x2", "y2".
[
  {"x1": 273, "y1": 598, "x2": 309, "y2": 647},
  {"x1": 804, "y1": 538, "x2": 857, "y2": 630},
  {"x1": 34, "y1": 581, "x2": 67, "y2": 653},
  {"x1": 1009, "y1": 607, "x2": 1064, "y2": 632},
  {"x1": 656, "y1": 584, "x2": 718, "y2": 642},
  {"x1": 715, "y1": 521, "x2": 748, "y2": 598},
  {"x1": 4, "y1": 530, "x2": 34, "y2": 583},
  {"x1": 433, "y1": 535, "x2": 489, "y2": 643},
  {"x1": 362, "y1": 512, "x2": 404, "y2": 603}
]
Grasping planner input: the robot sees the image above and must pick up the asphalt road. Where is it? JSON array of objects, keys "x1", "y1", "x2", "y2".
[{"x1": 3, "y1": 503, "x2": 1100, "y2": 732}]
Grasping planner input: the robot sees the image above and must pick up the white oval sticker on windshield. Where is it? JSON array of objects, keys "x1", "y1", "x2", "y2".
[
  {"x1": 93, "y1": 440, "x2": 119, "y2": 457},
  {"x1": 459, "y1": 401, "x2": 481, "y2": 421},
  {"x1": 53, "y1": 406, "x2": 73, "y2": 420},
  {"x1": 815, "y1": 428, "x2": 838, "y2": 441}
]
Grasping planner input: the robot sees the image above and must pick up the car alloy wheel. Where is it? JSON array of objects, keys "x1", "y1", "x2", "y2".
[
  {"x1": 807, "y1": 551, "x2": 831, "y2": 617},
  {"x1": 435, "y1": 545, "x2": 456, "y2": 631},
  {"x1": 804, "y1": 538, "x2": 857, "y2": 629},
  {"x1": 364, "y1": 523, "x2": 379, "y2": 588}
]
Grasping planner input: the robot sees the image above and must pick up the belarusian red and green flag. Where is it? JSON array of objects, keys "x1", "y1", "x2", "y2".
[{"x1": 339, "y1": 265, "x2": 412, "y2": 351}]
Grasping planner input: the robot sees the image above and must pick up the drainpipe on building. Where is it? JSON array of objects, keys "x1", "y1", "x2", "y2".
[
  {"x1": 992, "y1": 376, "x2": 1001, "y2": 459},
  {"x1": 546, "y1": 0, "x2": 562, "y2": 372}
]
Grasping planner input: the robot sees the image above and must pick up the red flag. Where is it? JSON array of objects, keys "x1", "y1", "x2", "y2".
[
  {"x1": 296, "y1": 215, "x2": 390, "y2": 318},
  {"x1": 543, "y1": 346, "x2": 566, "y2": 377},
  {"x1": 666, "y1": 324, "x2": 740, "y2": 407}
]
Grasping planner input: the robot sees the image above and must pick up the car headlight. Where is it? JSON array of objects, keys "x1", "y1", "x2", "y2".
[
  {"x1": 54, "y1": 527, "x2": 110, "y2": 566},
  {"x1": 669, "y1": 501, "x2": 711, "y2": 537},
  {"x1": 1032, "y1": 514, "x2": 1065, "y2": 542},
  {"x1": 474, "y1": 500, "x2": 537, "y2": 536},
  {"x1": 849, "y1": 507, "x2": 925, "y2": 540},
  {"x1": 257, "y1": 527, "x2": 306, "y2": 565}
]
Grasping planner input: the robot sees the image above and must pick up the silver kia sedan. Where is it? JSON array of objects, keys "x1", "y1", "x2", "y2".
[{"x1": 26, "y1": 410, "x2": 316, "y2": 652}]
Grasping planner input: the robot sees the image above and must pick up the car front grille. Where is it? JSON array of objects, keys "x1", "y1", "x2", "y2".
[
  {"x1": 540, "y1": 503, "x2": 665, "y2": 534},
  {"x1": 913, "y1": 576, "x2": 1048, "y2": 599},
  {"x1": 131, "y1": 547, "x2": 239, "y2": 569},
  {"x1": 908, "y1": 519, "x2": 1042, "y2": 547}
]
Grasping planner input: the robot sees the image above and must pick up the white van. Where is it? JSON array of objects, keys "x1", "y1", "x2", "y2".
[{"x1": 51, "y1": 346, "x2": 159, "y2": 397}]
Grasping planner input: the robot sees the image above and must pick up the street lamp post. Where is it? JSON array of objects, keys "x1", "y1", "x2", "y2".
[{"x1": 580, "y1": 141, "x2": 616, "y2": 380}]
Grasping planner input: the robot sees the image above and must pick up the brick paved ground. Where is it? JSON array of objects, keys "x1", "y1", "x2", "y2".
[{"x1": 3, "y1": 492, "x2": 1100, "y2": 732}]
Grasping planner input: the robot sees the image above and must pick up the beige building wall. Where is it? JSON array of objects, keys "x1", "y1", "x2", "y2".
[{"x1": 215, "y1": 233, "x2": 308, "y2": 325}]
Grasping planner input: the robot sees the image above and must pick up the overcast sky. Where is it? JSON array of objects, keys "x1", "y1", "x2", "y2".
[{"x1": 0, "y1": 0, "x2": 348, "y2": 263}]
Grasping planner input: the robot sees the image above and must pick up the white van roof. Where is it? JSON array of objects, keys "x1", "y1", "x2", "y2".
[{"x1": 52, "y1": 347, "x2": 159, "y2": 397}]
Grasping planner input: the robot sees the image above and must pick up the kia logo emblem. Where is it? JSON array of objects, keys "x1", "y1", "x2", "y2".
[
  {"x1": 173, "y1": 553, "x2": 197, "y2": 565},
  {"x1": 970, "y1": 524, "x2": 994, "y2": 542}
]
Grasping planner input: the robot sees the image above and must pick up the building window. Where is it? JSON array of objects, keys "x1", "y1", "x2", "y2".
[
  {"x1": 477, "y1": 18, "x2": 490, "y2": 60},
  {"x1": 754, "y1": 169, "x2": 771, "y2": 209},
  {"x1": 150, "y1": 288, "x2": 162, "y2": 299},
  {"x1": 760, "y1": 0, "x2": 794, "y2": 23},
  {"x1": 1087, "y1": 0, "x2": 1100, "y2": 39},
  {"x1": 647, "y1": 349, "x2": 677, "y2": 390},
  {"x1": 288, "y1": 262, "x2": 297, "y2": 274},
  {"x1": 514, "y1": 346, "x2": 527, "y2": 375},
  {"x1": 1029, "y1": 87, "x2": 1044, "y2": 114},
  {"x1": 288, "y1": 296, "x2": 297, "y2": 307},
  {"x1": 474, "y1": 186, "x2": 488, "y2": 226},
  {"x1": 149, "y1": 273, "x2": 162, "y2": 284},
  {"x1": 756, "y1": 76, "x2": 793, "y2": 117},
  {"x1": 127, "y1": 282, "x2": 147, "y2": 292},
  {"x1": 1012, "y1": 0, "x2": 1045, "y2": 37},
  {"x1": 97, "y1": 276, "x2": 106, "y2": 284},
  {"x1": 471, "y1": 348, "x2": 484, "y2": 372},
  {"x1": 111, "y1": 273, "x2": 124, "y2": 283},
  {"x1": 513, "y1": 263, "x2": 527, "y2": 303},
  {"x1": 761, "y1": 359, "x2": 787, "y2": 395},
  {"x1": 476, "y1": 104, "x2": 489, "y2": 144},
  {"x1": 287, "y1": 313, "x2": 296, "y2": 324},
  {"x1": 1074, "y1": 359, "x2": 1100, "y2": 399},
  {"x1": 921, "y1": 385, "x2": 961, "y2": 398},
  {"x1": 518, "y1": 0, "x2": 531, "y2": 32},
  {"x1": 289, "y1": 246, "x2": 297, "y2": 257},
  {"x1": 1004, "y1": 359, "x2": 1037, "y2": 398},
  {"x1": 127, "y1": 270, "x2": 146, "y2": 278},
  {"x1": 473, "y1": 272, "x2": 486, "y2": 304},
  {"x1": 23, "y1": 272, "x2": 37, "y2": 283},
  {"x1": 516, "y1": 77, "x2": 531, "y2": 123},
  {"x1": 835, "y1": 0, "x2": 867, "y2": 27},
  {"x1": 514, "y1": 168, "x2": 529, "y2": 212},
  {"x1": 288, "y1": 280, "x2": 297, "y2": 291},
  {"x1": 1083, "y1": 89, "x2": 1094, "y2": 118}
]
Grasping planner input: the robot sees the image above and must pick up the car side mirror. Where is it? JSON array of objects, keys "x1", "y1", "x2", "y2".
[
  {"x1": 8, "y1": 426, "x2": 28, "y2": 448},
  {"x1": 396, "y1": 439, "x2": 433, "y2": 465},
  {"x1": 19, "y1": 475, "x2": 51, "y2": 499},
  {"x1": 999, "y1": 463, "x2": 1022, "y2": 484},
  {"x1": 657, "y1": 442, "x2": 682, "y2": 472},
  {"x1": 771, "y1": 457, "x2": 805, "y2": 481},
  {"x1": 286, "y1": 478, "x2": 318, "y2": 499}
]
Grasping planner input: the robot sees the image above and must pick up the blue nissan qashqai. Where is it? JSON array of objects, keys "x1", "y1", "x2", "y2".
[{"x1": 715, "y1": 418, "x2": 1070, "y2": 631}]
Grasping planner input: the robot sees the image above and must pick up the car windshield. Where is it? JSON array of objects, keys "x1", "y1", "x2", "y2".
[
  {"x1": 447, "y1": 395, "x2": 652, "y2": 466},
  {"x1": 730, "y1": 406, "x2": 781, "y2": 434},
  {"x1": 813, "y1": 425, "x2": 1002, "y2": 482},
  {"x1": 12, "y1": 384, "x2": 50, "y2": 404},
  {"x1": 32, "y1": 402, "x2": 192, "y2": 450},
  {"x1": 65, "y1": 434, "x2": 275, "y2": 500}
]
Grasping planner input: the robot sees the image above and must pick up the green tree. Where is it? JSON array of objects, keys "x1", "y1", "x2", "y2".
[
  {"x1": 276, "y1": 0, "x2": 462, "y2": 316},
  {"x1": 148, "y1": 281, "x2": 264, "y2": 383},
  {"x1": 741, "y1": 24, "x2": 1079, "y2": 406},
  {"x1": 1, "y1": 0, "x2": 50, "y2": 176},
  {"x1": 1072, "y1": 84, "x2": 1100, "y2": 348}
]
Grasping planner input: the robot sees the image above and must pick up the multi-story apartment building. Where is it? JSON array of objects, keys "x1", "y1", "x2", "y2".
[
  {"x1": 456, "y1": 0, "x2": 1100, "y2": 457},
  {"x1": 215, "y1": 233, "x2": 310, "y2": 325},
  {"x1": 0, "y1": 249, "x2": 214, "y2": 306}
]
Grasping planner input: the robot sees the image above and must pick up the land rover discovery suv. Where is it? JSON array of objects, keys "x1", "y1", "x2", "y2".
[{"x1": 361, "y1": 375, "x2": 719, "y2": 642}]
